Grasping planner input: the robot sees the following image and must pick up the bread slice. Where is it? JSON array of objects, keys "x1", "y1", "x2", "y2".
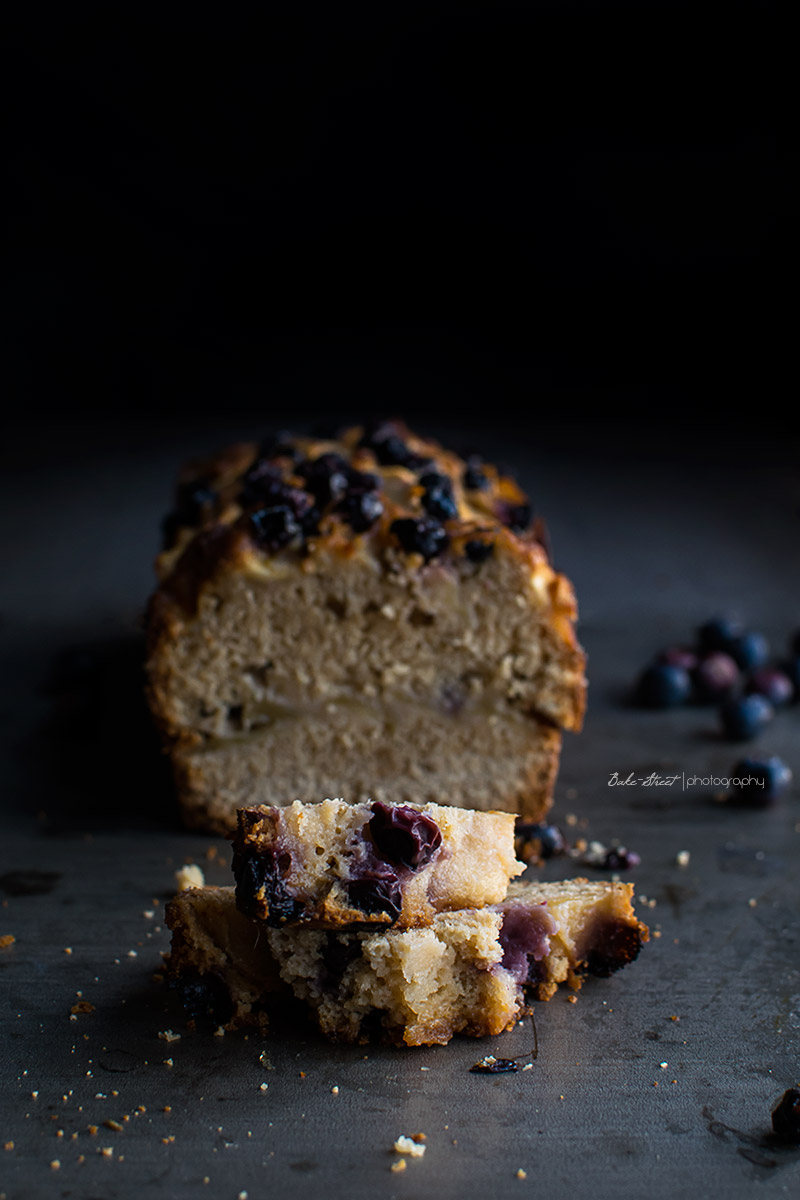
[
  {"x1": 164, "y1": 880, "x2": 647, "y2": 1044},
  {"x1": 146, "y1": 421, "x2": 586, "y2": 832},
  {"x1": 232, "y1": 798, "x2": 523, "y2": 929}
]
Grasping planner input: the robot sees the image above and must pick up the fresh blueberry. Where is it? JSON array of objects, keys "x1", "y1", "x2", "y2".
[
  {"x1": 297, "y1": 453, "x2": 350, "y2": 507},
  {"x1": 731, "y1": 756, "x2": 792, "y2": 805},
  {"x1": 339, "y1": 489, "x2": 384, "y2": 533},
  {"x1": 656, "y1": 647, "x2": 700, "y2": 672},
  {"x1": 464, "y1": 539, "x2": 495, "y2": 564},
  {"x1": 346, "y1": 872, "x2": 402, "y2": 920},
  {"x1": 692, "y1": 652, "x2": 740, "y2": 703},
  {"x1": 635, "y1": 664, "x2": 692, "y2": 708},
  {"x1": 232, "y1": 847, "x2": 303, "y2": 925},
  {"x1": 719, "y1": 694, "x2": 774, "y2": 741},
  {"x1": 248, "y1": 506, "x2": 301, "y2": 552},
  {"x1": 368, "y1": 802, "x2": 443, "y2": 870},
  {"x1": 697, "y1": 616, "x2": 743, "y2": 653},
  {"x1": 745, "y1": 667, "x2": 794, "y2": 708},
  {"x1": 728, "y1": 631, "x2": 770, "y2": 671},
  {"x1": 390, "y1": 517, "x2": 449, "y2": 562},
  {"x1": 772, "y1": 1088, "x2": 800, "y2": 1143}
]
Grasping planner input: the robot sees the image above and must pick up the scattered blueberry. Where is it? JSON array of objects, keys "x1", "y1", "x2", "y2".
[
  {"x1": 719, "y1": 694, "x2": 774, "y2": 741},
  {"x1": 728, "y1": 631, "x2": 770, "y2": 671},
  {"x1": 368, "y1": 802, "x2": 443, "y2": 869},
  {"x1": 635, "y1": 664, "x2": 693, "y2": 708},
  {"x1": 697, "y1": 616, "x2": 743, "y2": 653},
  {"x1": 464, "y1": 539, "x2": 495, "y2": 564},
  {"x1": 772, "y1": 1088, "x2": 800, "y2": 1143},
  {"x1": 248, "y1": 506, "x2": 301, "y2": 552},
  {"x1": 603, "y1": 847, "x2": 641, "y2": 870},
  {"x1": 656, "y1": 647, "x2": 699, "y2": 672},
  {"x1": 346, "y1": 872, "x2": 402, "y2": 921},
  {"x1": 339, "y1": 489, "x2": 384, "y2": 533},
  {"x1": 470, "y1": 1057, "x2": 520, "y2": 1074},
  {"x1": 731, "y1": 756, "x2": 793, "y2": 805},
  {"x1": 233, "y1": 847, "x2": 303, "y2": 925},
  {"x1": 745, "y1": 667, "x2": 794, "y2": 708},
  {"x1": 515, "y1": 822, "x2": 565, "y2": 859},
  {"x1": 419, "y1": 471, "x2": 459, "y2": 522},
  {"x1": 390, "y1": 517, "x2": 449, "y2": 562},
  {"x1": 692, "y1": 652, "x2": 740, "y2": 703}
]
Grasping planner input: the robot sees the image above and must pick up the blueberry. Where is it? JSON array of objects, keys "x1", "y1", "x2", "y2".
[
  {"x1": 390, "y1": 517, "x2": 449, "y2": 562},
  {"x1": 248, "y1": 505, "x2": 301, "y2": 551},
  {"x1": 469, "y1": 1057, "x2": 520, "y2": 1074},
  {"x1": 346, "y1": 872, "x2": 402, "y2": 920},
  {"x1": 346, "y1": 468, "x2": 380, "y2": 492},
  {"x1": 772, "y1": 1088, "x2": 800, "y2": 1143},
  {"x1": 656, "y1": 647, "x2": 699, "y2": 672},
  {"x1": 358, "y1": 421, "x2": 415, "y2": 467},
  {"x1": 728, "y1": 631, "x2": 770, "y2": 671},
  {"x1": 732, "y1": 756, "x2": 793, "y2": 805},
  {"x1": 515, "y1": 822, "x2": 565, "y2": 859},
  {"x1": 745, "y1": 667, "x2": 794, "y2": 708},
  {"x1": 240, "y1": 458, "x2": 315, "y2": 515},
  {"x1": 259, "y1": 430, "x2": 299, "y2": 461},
  {"x1": 297, "y1": 453, "x2": 350, "y2": 507},
  {"x1": 368, "y1": 802, "x2": 443, "y2": 870},
  {"x1": 162, "y1": 479, "x2": 218, "y2": 547},
  {"x1": 320, "y1": 935, "x2": 361, "y2": 982},
  {"x1": 339, "y1": 489, "x2": 384, "y2": 533},
  {"x1": 499, "y1": 502, "x2": 533, "y2": 532},
  {"x1": 172, "y1": 970, "x2": 234, "y2": 1026},
  {"x1": 232, "y1": 847, "x2": 303, "y2": 925},
  {"x1": 420, "y1": 473, "x2": 458, "y2": 522},
  {"x1": 697, "y1": 616, "x2": 743, "y2": 653},
  {"x1": 462, "y1": 456, "x2": 489, "y2": 491},
  {"x1": 603, "y1": 847, "x2": 641, "y2": 870},
  {"x1": 635, "y1": 664, "x2": 692, "y2": 708},
  {"x1": 720, "y1": 694, "x2": 774, "y2": 741},
  {"x1": 692, "y1": 652, "x2": 740, "y2": 703},
  {"x1": 464, "y1": 539, "x2": 495, "y2": 564}
]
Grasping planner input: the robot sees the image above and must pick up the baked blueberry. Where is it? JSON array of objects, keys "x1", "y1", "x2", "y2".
[
  {"x1": 719, "y1": 694, "x2": 774, "y2": 741},
  {"x1": 500, "y1": 502, "x2": 533, "y2": 533},
  {"x1": 339, "y1": 489, "x2": 384, "y2": 533},
  {"x1": 635, "y1": 664, "x2": 692, "y2": 708},
  {"x1": 346, "y1": 872, "x2": 402, "y2": 920},
  {"x1": 732, "y1": 756, "x2": 792, "y2": 805},
  {"x1": 515, "y1": 822, "x2": 565, "y2": 859},
  {"x1": 692, "y1": 652, "x2": 739, "y2": 703},
  {"x1": 728, "y1": 631, "x2": 770, "y2": 671},
  {"x1": 419, "y1": 472, "x2": 459, "y2": 521},
  {"x1": 249, "y1": 506, "x2": 301, "y2": 552},
  {"x1": 462, "y1": 456, "x2": 489, "y2": 491},
  {"x1": 697, "y1": 616, "x2": 743, "y2": 653},
  {"x1": 233, "y1": 847, "x2": 303, "y2": 925},
  {"x1": 390, "y1": 517, "x2": 449, "y2": 562},
  {"x1": 603, "y1": 847, "x2": 641, "y2": 870},
  {"x1": 368, "y1": 802, "x2": 443, "y2": 870},
  {"x1": 772, "y1": 1087, "x2": 800, "y2": 1143},
  {"x1": 745, "y1": 667, "x2": 794, "y2": 708},
  {"x1": 297, "y1": 453, "x2": 350, "y2": 507},
  {"x1": 464, "y1": 539, "x2": 495, "y2": 564}
]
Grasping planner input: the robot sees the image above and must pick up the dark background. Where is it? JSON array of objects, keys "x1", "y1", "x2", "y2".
[{"x1": 5, "y1": 3, "x2": 783, "y2": 454}]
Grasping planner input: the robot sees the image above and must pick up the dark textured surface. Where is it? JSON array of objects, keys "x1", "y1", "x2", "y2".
[{"x1": 2, "y1": 422, "x2": 799, "y2": 1200}]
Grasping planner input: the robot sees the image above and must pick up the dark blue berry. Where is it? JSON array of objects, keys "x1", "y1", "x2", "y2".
[
  {"x1": 603, "y1": 847, "x2": 641, "y2": 870},
  {"x1": 420, "y1": 472, "x2": 458, "y2": 522},
  {"x1": 297, "y1": 453, "x2": 350, "y2": 507},
  {"x1": 745, "y1": 667, "x2": 794, "y2": 708},
  {"x1": 692, "y1": 652, "x2": 740, "y2": 703},
  {"x1": 732, "y1": 756, "x2": 792, "y2": 805},
  {"x1": 501, "y1": 502, "x2": 533, "y2": 533},
  {"x1": 515, "y1": 822, "x2": 565, "y2": 859},
  {"x1": 656, "y1": 647, "x2": 699, "y2": 672},
  {"x1": 697, "y1": 616, "x2": 743, "y2": 653},
  {"x1": 346, "y1": 469, "x2": 379, "y2": 492},
  {"x1": 248, "y1": 506, "x2": 301, "y2": 551},
  {"x1": 720, "y1": 694, "x2": 774, "y2": 741},
  {"x1": 635, "y1": 664, "x2": 692, "y2": 708},
  {"x1": 321, "y1": 935, "x2": 361, "y2": 981},
  {"x1": 390, "y1": 517, "x2": 449, "y2": 562},
  {"x1": 239, "y1": 458, "x2": 287, "y2": 506},
  {"x1": 464, "y1": 539, "x2": 495, "y2": 564},
  {"x1": 368, "y1": 802, "x2": 443, "y2": 870},
  {"x1": 233, "y1": 847, "x2": 303, "y2": 925},
  {"x1": 462, "y1": 457, "x2": 489, "y2": 490},
  {"x1": 339, "y1": 490, "x2": 384, "y2": 533},
  {"x1": 728, "y1": 631, "x2": 770, "y2": 671},
  {"x1": 772, "y1": 1088, "x2": 800, "y2": 1143},
  {"x1": 346, "y1": 872, "x2": 402, "y2": 921},
  {"x1": 173, "y1": 970, "x2": 234, "y2": 1026},
  {"x1": 470, "y1": 1057, "x2": 520, "y2": 1074}
]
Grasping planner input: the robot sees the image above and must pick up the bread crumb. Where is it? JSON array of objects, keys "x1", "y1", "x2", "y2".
[
  {"x1": 238, "y1": 1193, "x2": 248, "y2": 1200},
  {"x1": 393, "y1": 1136, "x2": 425, "y2": 1158},
  {"x1": 213, "y1": 1026, "x2": 225, "y2": 1037},
  {"x1": 158, "y1": 1030, "x2": 181, "y2": 1043},
  {"x1": 675, "y1": 851, "x2": 690, "y2": 868},
  {"x1": 70, "y1": 1001, "x2": 95, "y2": 1015},
  {"x1": 567, "y1": 995, "x2": 577, "y2": 1004},
  {"x1": 50, "y1": 1160, "x2": 60, "y2": 1170},
  {"x1": 0, "y1": 935, "x2": 15, "y2": 949},
  {"x1": 175, "y1": 864, "x2": 205, "y2": 891},
  {"x1": 100, "y1": 1146, "x2": 113, "y2": 1158},
  {"x1": 331, "y1": 1086, "x2": 339, "y2": 1095},
  {"x1": 390, "y1": 1159, "x2": 407, "y2": 1173},
  {"x1": 64, "y1": 947, "x2": 72, "y2": 955},
  {"x1": 4, "y1": 1141, "x2": 14, "y2": 1151},
  {"x1": 659, "y1": 1062, "x2": 668, "y2": 1069},
  {"x1": 88, "y1": 1126, "x2": 98, "y2": 1136},
  {"x1": 259, "y1": 1083, "x2": 268, "y2": 1092},
  {"x1": 105, "y1": 1120, "x2": 123, "y2": 1132},
  {"x1": 163, "y1": 1058, "x2": 174, "y2": 1068},
  {"x1": 748, "y1": 898, "x2": 758, "y2": 908},
  {"x1": 516, "y1": 1168, "x2": 527, "y2": 1180}
]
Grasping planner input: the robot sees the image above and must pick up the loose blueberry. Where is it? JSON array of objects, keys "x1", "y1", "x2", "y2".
[
  {"x1": 464, "y1": 539, "x2": 495, "y2": 564},
  {"x1": 320, "y1": 934, "x2": 361, "y2": 981},
  {"x1": 728, "y1": 631, "x2": 770, "y2": 671},
  {"x1": 470, "y1": 1057, "x2": 520, "y2": 1074},
  {"x1": 339, "y1": 489, "x2": 384, "y2": 533},
  {"x1": 697, "y1": 616, "x2": 743, "y2": 653},
  {"x1": 635, "y1": 664, "x2": 692, "y2": 708},
  {"x1": 719, "y1": 694, "x2": 774, "y2": 741},
  {"x1": 248, "y1": 505, "x2": 301, "y2": 551},
  {"x1": 692, "y1": 652, "x2": 740, "y2": 703},
  {"x1": 656, "y1": 647, "x2": 700, "y2": 672},
  {"x1": 390, "y1": 517, "x2": 449, "y2": 562},
  {"x1": 368, "y1": 802, "x2": 443, "y2": 870},
  {"x1": 515, "y1": 822, "x2": 565, "y2": 859},
  {"x1": 732, "y1": 756, "x2": 793, "y2": 805},
  {"x1": 603, "y1": 847, "x2": 641, "y2": 870},
  {"x1": 233, "y1": 847, "x2": 303, "y2": 925},
  {"x1": 745, "y1": 667, "x2": 794, "y2": 708},
  {"x1": 772, "y1": 1088, "x2": 800, "y2": 1143},
  {"x1": 346, "y1": 872, "x2": 402, "y2": 920}
]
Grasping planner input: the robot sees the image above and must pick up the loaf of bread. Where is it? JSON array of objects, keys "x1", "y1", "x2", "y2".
[{"x1": 146, "y1": 421, "x2": 586, "y2": 832}]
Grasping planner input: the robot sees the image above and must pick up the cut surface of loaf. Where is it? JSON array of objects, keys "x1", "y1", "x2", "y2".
[
  {"x1": 232, "y1": 798, "x2": 524, "y2": 929},
  {"x1": 146, "y1": 421, "x2": 586, "y2": 831},
  {"x1": 165, "y1": 880, "x2": 647, "y2": 1044}
]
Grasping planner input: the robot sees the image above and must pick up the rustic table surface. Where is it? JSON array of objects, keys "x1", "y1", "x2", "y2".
[{"x1": 2, "y1": 419, "x2": 799, "y2": 1200}]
